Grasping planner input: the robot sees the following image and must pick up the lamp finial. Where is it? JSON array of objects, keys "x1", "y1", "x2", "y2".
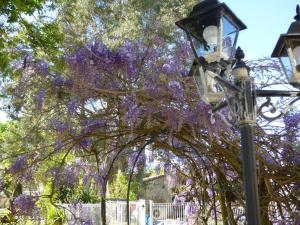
[
  {"x1": 294, "y1": 4, "x2": 300, "y2": 21},
  {"x1": 235, "y1": 47, "x2": 245, "y2": 61},
  {"x1": 233, "y1": 47, "x2": 249, "y2": 71}
]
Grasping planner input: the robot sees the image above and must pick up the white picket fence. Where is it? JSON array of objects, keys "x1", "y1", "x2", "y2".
[
  {"x1": 63, "y1": 200, "x2": 146, "y2": 225},
  {"x1": 62, "y1": 201, "x2": 245, "y2": 225}
]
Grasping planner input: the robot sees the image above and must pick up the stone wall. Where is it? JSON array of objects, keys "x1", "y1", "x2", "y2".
[
  {"x1": 143, "y1": 175, "x2": 173, "y2": 203},
  {"x1": 0, "y1": 195, "x2": 9, "y2": 208}
]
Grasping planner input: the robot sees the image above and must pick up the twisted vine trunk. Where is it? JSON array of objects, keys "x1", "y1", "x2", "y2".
[
  {"x1": 225, "y1": 193, "x2": 237, "y2": 225},
  {"x1": 215, "y1": 169, "x2": 237, "y2": 225},
  {"x1": 258, "y1": 178, "x2": 272, "y2": 225},
  {"x1": 219, "y1": 190, "x2": 229, "y2": 225},
  {"x1": 101, "y1": 187, "x2": 106, "y2": 225}
]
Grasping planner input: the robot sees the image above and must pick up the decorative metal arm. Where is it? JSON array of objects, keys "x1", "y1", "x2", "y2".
[
  {"x1": 210, "y1": 90, "x2": 300, "y2": 123},
  {"x1": 190, "y1": 51, "x2": 300, "y2": 125},
  {"x1": 255, "y1": 90, "x2": 300, "y2": 122},
  {"x1": 256, "y1": 90, "x2": 300, "y2": 97},
  {"x1": 257, "y1": 96, "x2": 300, "y2": 122}
]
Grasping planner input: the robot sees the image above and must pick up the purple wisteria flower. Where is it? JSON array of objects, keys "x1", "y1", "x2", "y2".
[
  {"x1": 127, "y1": 151, "x2": 146, "y2": 173},
  {"x1": 123, "y1": 95, "x2": 140, "y2": 126},
  {"x1": 54, "y1": 139, "x2": 63, "y2": 152},
  {"x1": 161, "y1": 60, "x2": 179, "y2": 75},
  {"x1": 281, "y1": 113, "x2": 300, "y2": 164},
  {"x1": 186, "y1": 178, "x2": 193, "y2": 186},
  {"x1": 184, "y1": 202, "x2": 198, "y2": 217},
  {"x1": 171, "y1": 137, "x2": 184, "y2": 149},
  {"x1": 173, "y1": 195, "x2": 186, "y2": 205},
  {"x1": 79, "y1": 138, "x2": 92, "y2": 149},
  {"x1": 35, "y1": 88, "x2": 46, "y2": 110},
  {"x1": 164, "y1": 162, "x2": 170, "y2": 174},
  {"x1": 50, "y1": 118, "x2": 67, "y2": 133},
  {"x1": 50, "y1": 166, "x2": 78, "y2": 188},
  {"x1": 154, "y1": 164, "x2": 161, "y2": 174},
  {"x1": 180, "y1": 68, "x2": 189, "y2": 77},
  {"x1": 64, "y1": 78, "x2": 73, "y2": 89},
  {"x1": 67, "y1": 99, "x2": 78, "y2": 115},
  {"x1": 207, "y1": 188, "x2": 214, "y2": 198},
  {"x1": 9, "y1": 156, "x2": 28, "y2": 174},
  {"x1": 53, "y1": 75, "x2": 65, "y2": 87},
  {"x1": 13, "y1": 194, "x2": 40, "y2": 223},
  {"x1": 83, "y1": 172, "x2": 91, "y2": 187},
  {"x1": 162, "y1": 63, "x2": 173, "y2": 74},
  {"x1": 34, "y1": 60, "x2": 50, "y2": 76},
  {"x1": 168, "y1": 80, "x2": 184, "y2": 102},
  {"x1": 283, "y1": 112, "x2": 300, "y2": 142}
]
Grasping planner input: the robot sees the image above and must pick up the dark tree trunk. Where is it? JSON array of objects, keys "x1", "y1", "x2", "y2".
[
  {"x1": 101, "y1": 196, "x2": 106, "y2": 225},
  {"x1": 225, "y1": 192, "x2": 237, "y2": 225},
  {"x1": 258, "y1": 178, "x2": 272, "y2": 225},
  {"x1": 219, "y1": 191, "x2": 229, "y2": 225},
  {"x1": 215, "y1": 168, "x2": 237, "y2": 225},
  {"x1": 101, "y1": 184, "x2": 107, "y2": 225}
]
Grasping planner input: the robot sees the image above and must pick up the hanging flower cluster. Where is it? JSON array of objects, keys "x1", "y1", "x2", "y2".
[{"x1": 13, "y1": 194, "x2": 40, "y2": 223}]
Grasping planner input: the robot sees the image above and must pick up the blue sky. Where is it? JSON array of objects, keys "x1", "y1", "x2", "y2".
[{"x1": 223, "y1": 0, "x2": 300, "y2": 60}]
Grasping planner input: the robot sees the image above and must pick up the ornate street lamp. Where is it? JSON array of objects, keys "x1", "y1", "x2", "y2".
[
  {"x1": 176, "y1": 0, "x2": 246, "y2": 63},
  {"x1": 272, "y1": 5, "x2": 300, "y2": 87},
  {"x1": 176, "y1": 0, "x2": 246, "y2": 105},
  {"x1": 176, "y1": 1, "x2": 300, "y2": 225}
]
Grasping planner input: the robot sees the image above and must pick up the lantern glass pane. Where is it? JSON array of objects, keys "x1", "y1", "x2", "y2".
[
  {"x1": 194, "y1": 66, "x2": 207, "y2": 98},
  {"x1": 289, "y1": 40, "x2": 300, "y2": 70},
  {"x1": 292, "y1": 45, "x2": 300, "y2": 67},
  {"x1": 183, "y1": 14, "x2": 219, "y2": 58},
  {"x1": 192, "y1": 35, "x2": 218, "y2": 58},
  {"x1": 280, "y1": 56, "x2": 293, "y2": 81},
  {"x1": 193, "y1": 67, "x2": 224, "y2": 104},
  {"x1": 222, "y1": 16, "x2": 238, "y2": 60}
]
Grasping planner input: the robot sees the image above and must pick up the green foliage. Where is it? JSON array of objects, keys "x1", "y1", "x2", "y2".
[
  {"x1": 76, "y1": 188, "x2": 100, "y2": 203},
  {"x1": 0, "y1": 122, "x2": 24, "y2": 196},
  {"x1": 56, "y1": 186, "x2": 75, "y2": 203},
  {"x1": 0, "y1": 0, "x2": 63, "y2": 75},
  {"x1": 109, "y1": 170, "x2": 139, "y2": 201},
  {"x1": 0, "y1": 0, "x2": 46, "y2": 23},
  {"x1": 0, "y1": 208, "x2": 17, "y2": 224},
  {"x1": 56, "y1": 186, "x2": 100, "y2": 204},
  {"x1": 38, "y1": 198, "x2": 66, "y2": 225},
  {"x1": 0, "y1": 122, "x2": 7, "y2": 136}
]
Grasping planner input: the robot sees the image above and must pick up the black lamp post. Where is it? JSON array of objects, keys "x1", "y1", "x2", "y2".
[{"x1": 176, "y1": 1, "x2": 300, "y2": 225}]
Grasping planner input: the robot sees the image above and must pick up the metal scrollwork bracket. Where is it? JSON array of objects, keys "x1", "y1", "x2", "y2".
[
  {"x1": 257, "y1": 95, "x2": 300, "y2": 122},
  {"x1": 256, "y1": 90, "x2": 300, "y2": 122}
]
